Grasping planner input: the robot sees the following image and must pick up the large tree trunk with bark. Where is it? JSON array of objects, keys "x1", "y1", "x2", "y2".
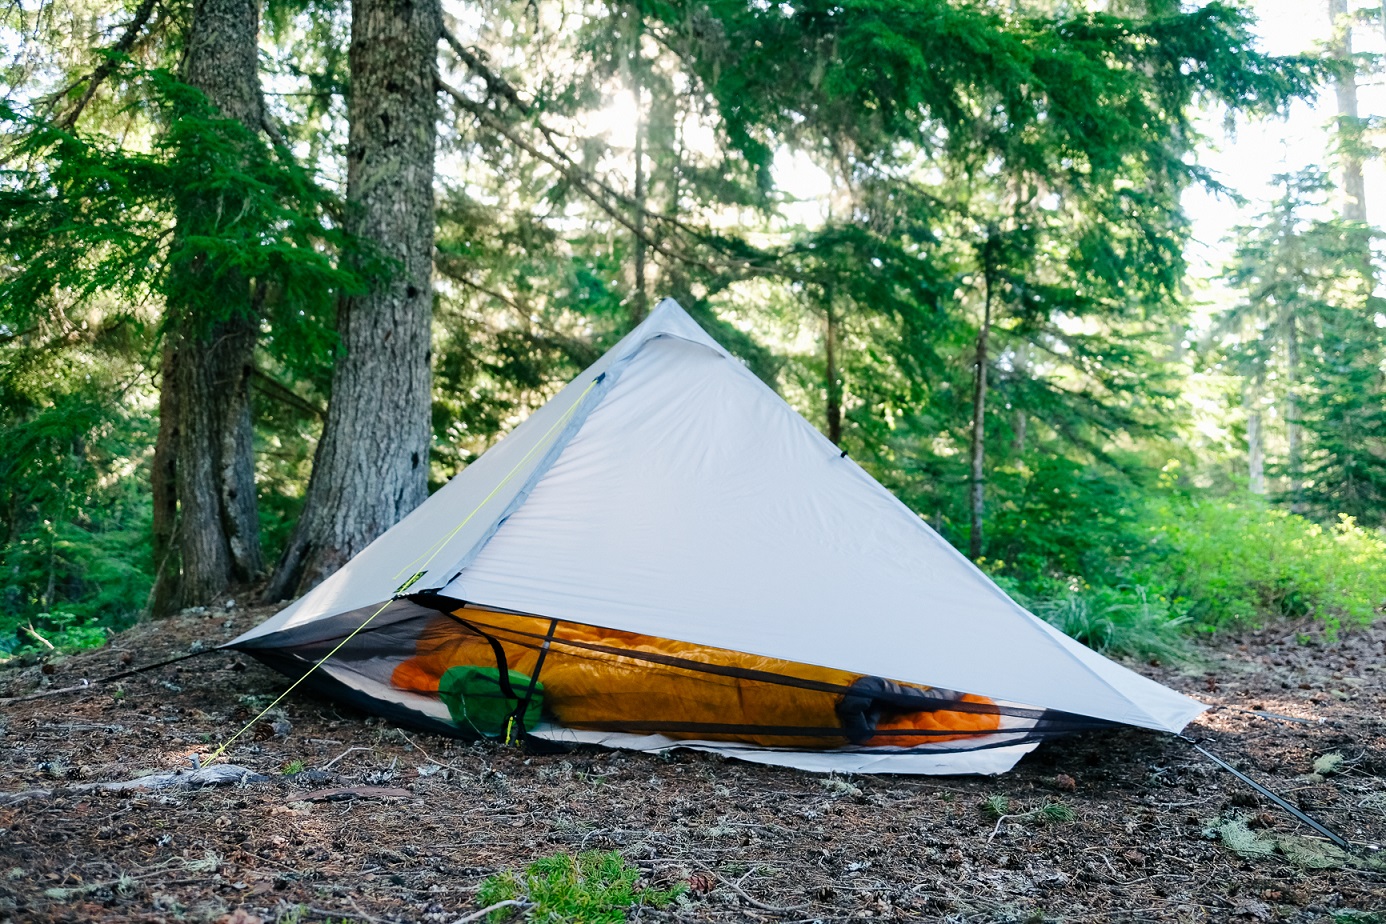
[
  {"x1": 1330, "y1": 0, "x2": 1367, "y2": 222},
  {"x1": 266, "y1": 0, "x2": 441, "y2": 599},
  {"x1": 149, "y1": 0, "x2": 264, "y2": 614}
]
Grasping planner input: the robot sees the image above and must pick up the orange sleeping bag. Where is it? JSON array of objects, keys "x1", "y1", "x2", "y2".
[{"x1": 391, "y1": 610, "x2": 1000, "y2": 748}]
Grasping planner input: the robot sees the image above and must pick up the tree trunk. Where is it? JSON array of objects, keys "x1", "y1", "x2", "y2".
[
  {"x1": 1330, "y1": 0, "x2": 1367, "y2": 222},
  {"x1": 824, "y1": 296, "x2": 842, "y2": 445},
  {"x1": 1010, "y1": 342, "x2": 1030, "y2": 456},
  {"x1": 267, "y1": 0, "x2": 441, "y2": 599},
  {"x1": 969, "y1": 259, "x2": 994, "y2": 561},
  {"x1": 148, "y1": 0, "x2": 264, "y2": 614},
  {"x1": 149, "y1": 346, "x2": 179, "y2": 615},
  {"x1": 1286, "y1": 317, "x2": 1303, "y2": 510},
  {"x1": 630, "y1": 36, "x2": 649, "y2": 326},
  {"x1": 1246, "y1": 391, "x2": 1265, "y2": 495}
]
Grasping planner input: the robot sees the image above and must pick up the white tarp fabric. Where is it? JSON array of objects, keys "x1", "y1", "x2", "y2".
[{"x1": 233, "y1": 298, "x2": 1203, "y2": 745}]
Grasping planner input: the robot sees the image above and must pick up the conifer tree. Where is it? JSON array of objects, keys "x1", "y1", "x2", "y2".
[{"x1": 150, "y1": 0, "x2": 266, "y2": 611}]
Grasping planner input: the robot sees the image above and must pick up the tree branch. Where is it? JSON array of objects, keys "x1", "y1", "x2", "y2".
[
  {"x1": 435, "y1": 33, "x2": 786, "y2": 279},
  {"x1": 250, "y1": 367, "x2": 325, "y2": 419},
  {"x1": 436, "y1": 72, "x2": 780, "y2": 282},
  {"x1": 51, "y1": 0, "x2": 161, "y2": 130},
  {"x1": 440, "y1": 25, "x2": 531, "y2": 115}
]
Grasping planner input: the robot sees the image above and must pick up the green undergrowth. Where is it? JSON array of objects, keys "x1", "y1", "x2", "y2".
[
  {"x1": 981, "y1": 795, "x2": 1077, "y2": 826},
  {"x1": 992, "y1": 486, "x2": 1386, "y2": 661},
  {"x1": 1, "y1": 610, "x2": 111, "y2": 661},
  {"x1": 475, "y1": 851, "x2": 685, "y2": 923},
  {"x1": 1146, "y1": 497, "x2": 1386, "y2": 632},
  {"x1": 1030, "y1": 585, "x2": 1190, "y2": 664}
]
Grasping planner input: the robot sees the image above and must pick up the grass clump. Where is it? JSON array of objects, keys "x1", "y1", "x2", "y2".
[
  {"x1": 981, "y1": 795, "x2": 1075, "y2": 831},
  {"x1": 1031, "y1": 585, "x2": 1189, "y2": 663},
  {"x1": 475, "y1": 851, "x2": 684, "y2": 923}
]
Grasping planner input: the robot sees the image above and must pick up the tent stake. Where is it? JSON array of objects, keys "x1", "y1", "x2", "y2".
[{"x1": 1182, "y1": 736, "x2": 1352, "y2": 851}]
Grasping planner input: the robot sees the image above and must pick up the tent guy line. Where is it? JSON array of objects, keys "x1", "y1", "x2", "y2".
[
  {"x1": 205, "y1": 596, "x2": 396, "y2": 764},
  {"x1": 206, "y1": 378, "x2": 604, "y2": 765},
  {"x1": 1180, "y1": 737, "x2": 1353, "y2": 851}
]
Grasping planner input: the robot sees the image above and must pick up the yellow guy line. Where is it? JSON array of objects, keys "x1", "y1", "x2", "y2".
[
  {"x1": 205, "y1": 597, "x2": 395, "y2": 764},
  {"x1": 391, "y1": 375, "x2": 602, "y2": 582},
  {"x1": 208, "y1": 375, "x2": 602, "y2": 765}
]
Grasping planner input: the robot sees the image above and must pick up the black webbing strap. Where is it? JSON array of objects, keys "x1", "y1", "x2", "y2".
[
  {"x1": 1182, "y1": 736, "x2": 1352, "y2": 851},
  {"x1": 444, "y1": 614, "x2": 520, "y2": 702},
  {"x1": 459, "y1": 614, "x2": 1060, "y2": 721},
  {"x1": 506, "y1": 618, "x2": 558, "y2": 745}
]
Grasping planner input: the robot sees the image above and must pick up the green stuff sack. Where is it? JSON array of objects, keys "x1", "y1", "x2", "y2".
[{"x1": 437, "y1": 665, "x2": 544, "y2": 738}]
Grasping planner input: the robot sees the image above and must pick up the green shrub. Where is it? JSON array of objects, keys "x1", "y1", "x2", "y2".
[
  {"x1": 1141, "y1": 493, "x2": 1386, "y2": 631},
  {"x1": 4, "y1": 610, "x2": 109, "y2": 658},
  {"x1": 475, "y1": 851, "x2": 684, "y2": 923},
  {"x1": 986, "y1": 455, "x2": 1145, "y2": 590}
]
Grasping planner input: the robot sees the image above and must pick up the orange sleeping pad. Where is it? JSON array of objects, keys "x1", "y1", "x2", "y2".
[{"x1": 391, "y1": 609, "x2": 1000, "y2": 748}]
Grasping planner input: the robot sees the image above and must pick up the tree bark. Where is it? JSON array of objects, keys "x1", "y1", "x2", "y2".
[
  {"x1": 1286, "y1": 317, "x2": 1303, "y2": 510},
  {"x1": 824, "y1": 296, "x2": 842, "y2": 446},
  {"x1": 969, "y1": 254, "x2": 995, "y2": 561},
  {"x1": 1330, "y1": 0, "x2": 1367, "y2": 222},
  {"x1": 630, "y1": 32, "x2": 649, "y2": 326},
  {"x1": 148, "y1": 0, "x2": 264, "y2": 614},
  {"x1": 267, "y1": 0, "x2": 441, "y2": 599},
  {"x1": 1246, "y1": 388, "x2": 1265, "y2": 495},
  {"x1": 1010, "y1": 341, "x2": 1030, "y2": 456}
]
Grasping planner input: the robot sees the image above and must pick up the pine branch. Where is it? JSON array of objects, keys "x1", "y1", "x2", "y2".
[
  {"x1": 435, "y1": 72, "x2": 783, "y2": 283},
  {"x1": 436, "y1": 29, "x2": 785, "y2": 279},
  {"x1": 440, "y1": 26, "x2": 531, "y2": 115},
  {"x1": 250, "y1": 367, "x2": 325, "y2": 419},
  {"x1": 49, "y1": 0, "x2": 162, "y2": 130}
]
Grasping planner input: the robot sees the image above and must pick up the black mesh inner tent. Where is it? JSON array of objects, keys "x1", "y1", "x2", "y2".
[{"x1": 242, "y1": 600, "x2": 1114, "y2": 754}]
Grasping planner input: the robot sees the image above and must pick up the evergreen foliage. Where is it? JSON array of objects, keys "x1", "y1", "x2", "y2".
[{"x1": 1, "y1": 0, "x2": 1383, "y2": 660}]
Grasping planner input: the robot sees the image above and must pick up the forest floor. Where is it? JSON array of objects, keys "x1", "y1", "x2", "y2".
[{"x1": 1, "y1": 603, "x2": 1384, "y2": 924}]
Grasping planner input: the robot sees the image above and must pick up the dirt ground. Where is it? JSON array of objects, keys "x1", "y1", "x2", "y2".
[{"x1": 1, "y1": 603, "x2": 1384, "y2": 924}]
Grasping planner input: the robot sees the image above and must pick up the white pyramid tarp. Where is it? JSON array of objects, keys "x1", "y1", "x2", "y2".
[{"x1": 233, "y1": 299, "x2": 1202, "y2": 773}]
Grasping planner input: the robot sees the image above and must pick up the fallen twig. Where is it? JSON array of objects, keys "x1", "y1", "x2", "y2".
[
  {"x1": 0, "y1": 680, "x2": 93, "y2": 705},
  {"x1": 713, "y1": 871, "x2": 809, "y2": 914},
  {"x1": 0, "y1": 764, "x2": 268, "y2": 804},
  {"x1": 987, "y1": 813, "x2": 1026, "y2": 843},
  {"x1": 450, "y1": 899, "x2": 529, "y2": 923},
  {"x1": 322, "y1": 746, "x2": 372, "y2": 771}
]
